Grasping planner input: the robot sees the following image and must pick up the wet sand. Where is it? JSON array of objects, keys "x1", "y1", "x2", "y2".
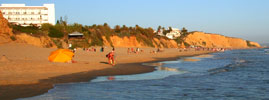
[{"x1": 0, "y1": 43, "x2": 214, "y2": 100}]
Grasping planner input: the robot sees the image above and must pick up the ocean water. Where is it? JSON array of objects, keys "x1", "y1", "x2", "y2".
[{"x1": 20, "y1": 49, "x2": 269, "y2": 100}]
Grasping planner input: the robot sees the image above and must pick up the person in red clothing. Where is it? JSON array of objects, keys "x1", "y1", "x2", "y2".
[{"x1": 106, "y1": 48, "x2": 116, "y2": 66}]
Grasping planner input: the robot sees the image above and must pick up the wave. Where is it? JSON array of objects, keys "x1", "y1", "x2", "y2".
[
  {"x1": 208, "y1": 59, "x2": 248, "y2": 75},
  {"x1": 157, "y1": 66, "x2": 180, "y2": 72}
]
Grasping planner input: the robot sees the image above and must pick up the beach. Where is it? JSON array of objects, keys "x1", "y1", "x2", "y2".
[{"x1": 0, "y1": 43, "x2": 213, "y2": 100}]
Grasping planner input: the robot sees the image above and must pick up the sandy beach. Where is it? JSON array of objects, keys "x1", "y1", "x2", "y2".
[{"x1": 0, "y1": 43, "x2": 214, "y2": 100}]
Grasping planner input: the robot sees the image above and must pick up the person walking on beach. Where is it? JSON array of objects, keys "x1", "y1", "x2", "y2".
[
  {"x1": 127, "y1": 48, "x2": 130, "y2": 54},
  {"x1": 106, "y1": 48, "x2": 116, "y2": 66},
  {"x1": 100, "y1": 46, "x2": 104, "y2": 52}
]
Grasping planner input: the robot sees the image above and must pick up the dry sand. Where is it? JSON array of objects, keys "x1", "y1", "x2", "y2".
[{"x1": 0, "y1": 43, "x2": 214, "y2": 100}]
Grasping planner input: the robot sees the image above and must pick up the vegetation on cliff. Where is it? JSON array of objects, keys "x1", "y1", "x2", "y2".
[
  {"x1": 9, "y1": 21, "x2": 261, "y2": 49},
  {"x1": 10, "y1": 17, "x2": 177, "y2": 48}
]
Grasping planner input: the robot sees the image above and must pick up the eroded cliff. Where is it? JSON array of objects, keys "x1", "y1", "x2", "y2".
[
  {"x1": 0, "y1": 11, "x2": 13, "y2": 44},
  {"x1": 102, "y1": 36, "x2": 178, "y2": 48},
  {"x1": 1, "y1": 10, "x2": 260, "y2": 48},
  {"x1": 184, "y1": 32, "x2": 260, "y2": 48}
]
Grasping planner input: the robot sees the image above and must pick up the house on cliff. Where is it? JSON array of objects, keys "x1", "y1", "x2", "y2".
[
  {"x1": 156, "y1": 27, "x2": 182, "y2": 39},
  {"x1": 68, "y1": 31, "x2": 84, "y2": 39},
  {"x1": 166, "y1": 28, "x2": 181, "y2": 39}
]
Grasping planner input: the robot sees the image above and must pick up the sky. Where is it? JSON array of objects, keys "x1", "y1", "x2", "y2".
[{"x1": 1, "y1": 0, "x2": 268, "y2": 43}]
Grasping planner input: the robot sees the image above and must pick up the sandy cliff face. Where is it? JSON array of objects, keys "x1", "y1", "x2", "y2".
[
  {"x1": 249, "y1": 41, "x2": 261, "y2": 47},
  {"x1": 15, "y1": 33, "x2": 56, "y2": 48},
  {"x1": 0, "y1": 11, "x2": 13, "y2": 44},
  {"x1": 102, "y1": 36, "x2": 178, "y2": 48},
  {"x1": 184, "y1": 32, "x2": 260, "y2": 48},
  {"x1": 103, "y1": 36, "x2": 145, "y2": 47},
  {"x1": 154, "y1": 38, "x2": 178, "y2": 48}
]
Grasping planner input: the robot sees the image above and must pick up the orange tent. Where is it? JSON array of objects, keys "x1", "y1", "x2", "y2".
[{"x1": 48, "y1": 49, "x2": 74, "y2": 62}]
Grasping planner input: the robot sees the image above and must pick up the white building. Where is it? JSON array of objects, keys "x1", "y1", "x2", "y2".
[
  {"x1": 166, "y1": 28, "x2": 181, "y2": 39},
  {"x1": 155, "y1": 27, "x2": 182, "y2": 39},
  {"x1": 0, "y1": 4, "x2": 55, "y2": 26},
  {"x1": 156, "y1": 29, "x2": 165, "y2": 36},
  {"x1": 165, "y1": 28, "x2": 181, "y2": 39}
]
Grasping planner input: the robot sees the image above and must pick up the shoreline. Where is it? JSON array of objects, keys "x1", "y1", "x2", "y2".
[
  {"x1": 0, "y1": 52, "x2": 214, "y2": 100},
  {"x1": 0, "y1": 43, "x2": 215, "y2": 100}
]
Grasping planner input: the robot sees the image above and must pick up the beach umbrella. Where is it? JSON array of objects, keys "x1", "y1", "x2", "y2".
[{"x1": 48, "y1": 49, "x2": 74, "y2": 62}]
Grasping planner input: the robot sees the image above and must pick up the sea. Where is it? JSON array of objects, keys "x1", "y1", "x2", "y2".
[{"x1": 19, "y1": 49, "x2": 269, "y2": 100}]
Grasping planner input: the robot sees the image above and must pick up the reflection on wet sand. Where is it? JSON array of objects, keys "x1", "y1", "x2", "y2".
[
  {"x1": 195, "y1": 54, "x2": 214, "y2": 58},
  {"x1": 143, "y1": 62, "x2": 183, "y2": 72},
  {"x1": 183, "y1": 58, "x2": 200, "y2": 62},
  {"x1": 157, "y1": 66, "x2": 179, "y2": 72},
  {"x1": 107, "y1": 76, "x2": 115, "y2": 80},
  {"x1": 142, "y1": 62, "x2": 163, "y2": 67}
]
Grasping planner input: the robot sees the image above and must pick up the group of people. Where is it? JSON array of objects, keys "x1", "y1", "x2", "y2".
[
  {"x1": 127, "y1": 48, "x2": 144, "y2": 54},
  {"x1": 81, "y1": 47, "x2": 105, "y2": 53},
  {"x1": 178, "y1": 47, "x2": 229, "y2": 52},
  {"x1": 150, "y1": 48, "x2": 163, "y2": 54},
  {"x1": 83, "y1": 46, "x2": 115, "y2": 66}
]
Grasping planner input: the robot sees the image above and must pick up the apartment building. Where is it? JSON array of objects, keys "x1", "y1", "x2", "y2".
[{"x1": 0, "y1": 4, "x2": 55, "y2": 26}]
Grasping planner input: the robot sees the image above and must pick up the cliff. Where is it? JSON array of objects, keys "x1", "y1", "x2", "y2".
[
  {"x1": 101, "y1": 32, "x2": 261, "y2": 48},
  {"x1": 0, "y1": 11, "x2": 13, "y2": 44},
  {"x1": 1, "y1": 10, "x2": 260, "y2": 49},
  {"x1": 15, "y1": 33, "x2": 56, "y2": 48},
  {"x1": 183, "y1": 32, "x2": 260, "y2": 48},
  {"x1": 102, "y1": 36, "x2": 178, "y2": 48}
]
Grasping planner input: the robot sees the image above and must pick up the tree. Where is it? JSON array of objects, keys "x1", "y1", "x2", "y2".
[
  {"x1": 56, "y1": 20, "x2": 60, "y2": 25},
  {"x1": 60, "y1": 16, "x2": 63, "y2": 24},
  {"x1": 41, "y1": 23, "x2": 53, "y2": 33},
  {"x1": 182, "y1": 27, "x2": 188, "y2": 33},
  {"x1": 114, "y1": 25, "x2": 121, "y2": 33},
  {"x1": 64, "y1": 15, "x2": 68, "y2": 26},
  {"x1": 104, "y1": 23, "x2": 108, "y2": 27},
  {"x1": 48, "y1": 27, "x2": 64, "y2": 38},
  {"x1": 169, "y1": 26, "x2": 172, "y2": 32},
  {"x1": 157, "y1": 25, "x2": 162, "y2": 32}
]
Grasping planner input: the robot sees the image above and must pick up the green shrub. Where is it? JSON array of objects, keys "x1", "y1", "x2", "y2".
[
  {"x1": 136, "y1": 34, "x2": 154, "y2": 47},
  {"x1": 12, "y1": 25, "x2": 40, "y2": 34},
  {"x1": 52, "y1": 39, "x2": 63, "y2": 48},
  {"x1": 202, "y1": 41, "x2": 206, "y2": 46},
  {"x1": 10, "y1": 36, "x2": 16, "y2": 41},
  {"x1": 48, "y1": 27, "x2": 64, "y2": 38},
  {"x1": 184, "y1": 42, "x2": 190, "y2": 47}
]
